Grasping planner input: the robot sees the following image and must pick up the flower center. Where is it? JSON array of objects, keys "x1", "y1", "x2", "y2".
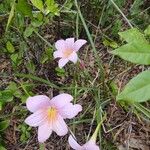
[
  {"x1": 47, "y1": 107, "x2": 57, "y2": 121},
  {"x1": 63, "y1": 49, "x2": 73, "y2": 58}
]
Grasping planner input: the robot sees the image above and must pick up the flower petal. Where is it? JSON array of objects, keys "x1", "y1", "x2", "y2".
[
  {"x1": 74, "y1": 39, "x2": 87, "y2": 51},
  {"x1": 65, "y1": 38, "x2": 74, "y2": 49},
  {"x1": 53, "y1": 50, "x2": 63, "y2": 59},
  {"x1": 58, "y1": 58, "x2": 69, "y2": 68},
  {"x1": 26, "y1": 95, "x2": 50, "y2": 113},
  {"x1": 38, "y1": 122, "x2": 52, "y2": 143},
  {"x1": 83, "y1": 140, "x2": 100, "y2": 150},
  {"x1": 25, "y1": 110, "x2": 46, "y2": 127},
  {"x1": 50, "y1": 93, "x2": 73, "y2": 109},
  {"x1": 55, "y1": 39, "x2": 66, "y2": 51},
  {"x1": 68, "y1": 51, "x2": 78, "y2": 63},
  {"x1": 60, "y1": 103, "x2": 82, "y2": 119},
  {"x1": 68, "y1": 135, "x2": 82, "y2": 149},
  {"x1": 52, "y1": 115, "x2": 68, "y2": 136}
]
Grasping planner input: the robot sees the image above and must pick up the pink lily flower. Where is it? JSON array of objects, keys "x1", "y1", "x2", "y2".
[
  {"x1": 25, "y1": 94, "x2": 82, "y2": 143},
  {"x1": 68, "y1": 135, "x2": 100, "y2": 150},
  {"x1": 54, "y1": 38, "x2": 87, "y2": 68}
]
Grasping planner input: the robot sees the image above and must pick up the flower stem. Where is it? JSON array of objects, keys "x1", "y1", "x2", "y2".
[
  {"x1": 39, "y1": 143, "x2": 45, "y2": 150},
  {"x1": 90, "y1": 114, "x2": 106, "y2": 141}
]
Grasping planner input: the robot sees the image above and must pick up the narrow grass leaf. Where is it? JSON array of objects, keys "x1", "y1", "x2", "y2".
[{"x1": 6, "y1": 0, "x2": 15, "y2": 32}]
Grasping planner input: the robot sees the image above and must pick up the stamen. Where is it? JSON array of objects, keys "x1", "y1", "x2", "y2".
[
  {"x1": 63, "y1": 49, "x2": 73, "y2": 58},
  {"x1": 47, "y1": 107, "x2": 57, "y2": 121}
]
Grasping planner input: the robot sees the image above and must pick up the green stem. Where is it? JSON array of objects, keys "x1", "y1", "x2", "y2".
[
  {"x1": 39, "y1": 143, "x2": 45, "y2": 150},
  {"x1": 74, "y1": 0, "x2": 104, "y2": 79},
  {"x1": 34, "y1": 30, "x2": 53, "y2": 48},
  {"x1": 110, "y1": 0, "x2": 133, "y2": 28}
]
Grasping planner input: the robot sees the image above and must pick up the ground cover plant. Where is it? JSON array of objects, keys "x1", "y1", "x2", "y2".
[{"x1": 0, "y1": 0, "x2": 150, "y2": 149}]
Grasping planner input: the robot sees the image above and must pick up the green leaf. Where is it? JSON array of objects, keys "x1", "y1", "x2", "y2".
[
  {"x1": 6, "y1": 41, "x2": 15, "y2": 53},
  {"x1": 24, "y1": 26, "x2": 34, "y2": 38},
  {"x1": 144, "y1": 25, "x2": 150, "y2": 36},
  {"x1": 0, "y1": 90, "x2": 14, "y2": 102},
  {"x1": 16, "y1": 0, "x2": 33, "y2": 17},
  {"x1": 0, "y1": 120, "x2": 10, "y2": 131},
  {"x1": 0, "y1": 145, "x2": 7, "y2": 150},
  {"x1": 7, "y1": 82, "x2": 22, "y2": 98},
  {"x1": 6, "y1": 0, "x2": 15, "y2": 32},
  {"x1": 103, "y1": 39, "x2": 118, "y2": 48},
  {"x1": 118, "y1": 28, "x2": 148, "y2": 44},
  {"x1": 112, "y1": 28, "x2": 150, "y2": 65},
  {"x1": 112, "y1": 42, "x2": 150, "y2": 65},
  {"x1": 26, "y1": 60, "x2": 35, "y2": 74},
  {"x1": 30, "y1": 0, "x2": 44, "y2": 12},
  {"x1": 45, "y1": 0, "x2": 59, "y2": 15},
  {"x1": 117, "y1": 70, "x2": 150, "y2": 103}
]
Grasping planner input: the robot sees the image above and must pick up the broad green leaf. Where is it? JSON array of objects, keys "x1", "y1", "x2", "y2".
[
  {"x1": 30, "y1": 0, "x2": 43, "y2": 12},
  {"x1": 6, "y1": 0, "x2": 15, "y2": 32},
  {"x1": 112, "y1": 42, "x2": 150, "y2": 65},
  {"x1": 0, "y1": 120, "x2": 10, "y2": 131},
  {"x1": 117, "y1": 70, "x2": 150, "y2": 103},
  {"x1": 118, "y1": 28, "x2": 148, "y2": 44},
  {"x1": 16, "y1": 0, "x2": 33, "y2": 17},
  {"x1": 6, "y1": 41, "x2": 15, "y2": 53}
]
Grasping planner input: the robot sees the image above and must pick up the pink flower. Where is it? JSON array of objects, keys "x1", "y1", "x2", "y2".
[
  {"x1": 54, "y1": 38, "x2": 87, "y2": 68},
  {"x1": 68, "y1": 135, "x2": 100, "y2": 150},
  {"x1": 25, "y1": 94, "x2": 82, "y2": 143}
]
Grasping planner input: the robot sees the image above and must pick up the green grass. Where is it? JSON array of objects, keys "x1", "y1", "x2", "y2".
[{"x1": 0, "y1": 0, "x2": 150, "y2": 149}]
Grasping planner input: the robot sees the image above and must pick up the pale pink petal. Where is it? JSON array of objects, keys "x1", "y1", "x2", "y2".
[
  {"x1": 38, "y1": 122, "x2": 52, "y2": 143},
  {"x1": 25, "y1": 110, "x2": 46, "y2": 127},
  {"x1": 74, "y1": 39, "x2": 87, "y2": 51},
  {"x1": 83, "y1": 140, "x2": 100, "y2": 150},
  {"x1": 58, "y1": 58, "x2": 69, "y2": 68},
  {"x1": 68, "y1": 135, "x2": 82, "y2": 149},
  {"x1": 68, "y1": 51, "x2": 78, "y2": 63},
  {"x1": 60, "y1": 103, "x2": 82, "y2": 119},
  {"x1": 53, "y1": 50, "x2": 63, "y2": 59},
  {"x1": 55, "y1": 39, "x2": 66, "y2": 51},
  {"x1": 50, "y1": 93, "x2": 73, "y2": 109},
  {"x1": 52, "y1": 115, "x2": 68, "y2": 136},
  {"x1": 26, "y1": 95, "x2": 50, "y2": 112},
  {"x1": 65, "y1": 38, "x2": 74, "y2": 49}
]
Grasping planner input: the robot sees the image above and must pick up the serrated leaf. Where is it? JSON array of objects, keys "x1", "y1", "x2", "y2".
[
  {"x1": 16, "y1": 0, "x2": 33, "y2": 17},
  {"x1": 117, "y1": 70, "x2": 150, "y2": 103},
  {"x1": 118, "y1": 28, "x2": 148, "y2": 44},
  {"x1": 0, "y1": 120, "x2": 10, "y2": 131},
  {"x1": 30, "y1": 0, "x2": 43, "y2": 12},
  {"x1": 112, "y1": 42, "x2": 150, "y2": 65}
]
